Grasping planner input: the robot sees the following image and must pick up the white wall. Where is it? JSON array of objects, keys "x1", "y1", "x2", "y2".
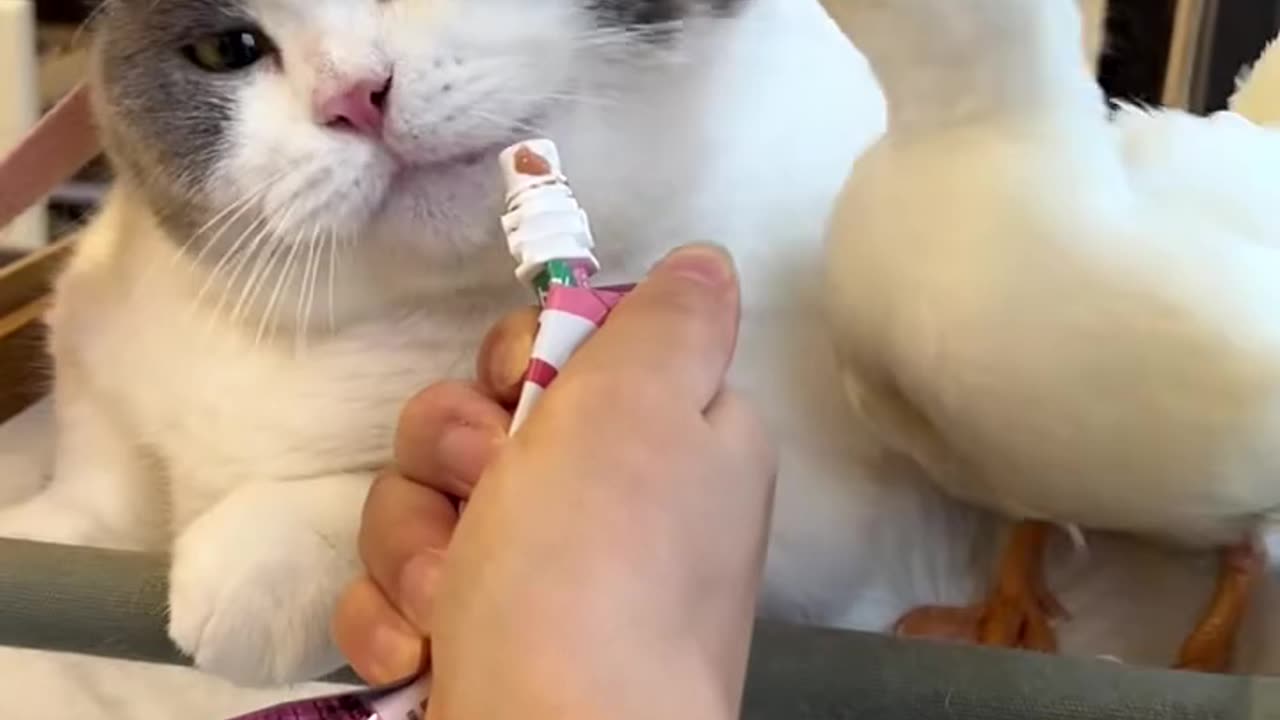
[
  {"x1": 0, "y1": 0, "x2": 46, "y2": 250},
  {"x1": 1081, "y1": 0, "x2": 1109, "y2": 72}
]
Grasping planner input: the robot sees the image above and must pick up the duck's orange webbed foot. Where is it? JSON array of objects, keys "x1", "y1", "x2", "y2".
[
  {"x1": 894, "y1": 520, "x2": 1064, "y2": 653},
  {"x1": 1174, "y1": 539, "x2": 1263, "y2": 673}
]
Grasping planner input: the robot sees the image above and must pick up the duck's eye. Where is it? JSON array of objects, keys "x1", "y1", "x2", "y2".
[{"x1": 183, "y1": 29, "x2": 273, "y2": 73}]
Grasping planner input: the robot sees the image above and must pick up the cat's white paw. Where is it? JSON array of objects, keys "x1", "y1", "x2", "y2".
[{"x1": 168, "y1": 486, "x2": 357, "y2": 686}]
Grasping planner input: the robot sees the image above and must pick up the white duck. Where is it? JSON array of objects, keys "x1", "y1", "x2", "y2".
[{"x1": 820, "y1": 0, "x2": 1280, "y2": 672}]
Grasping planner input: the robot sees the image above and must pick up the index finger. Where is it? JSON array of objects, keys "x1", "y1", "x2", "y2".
[
  {"x1": 476, "y1": 306, "x2": 539, "y2": 407},
  {"x1": 561, "y1": 244, "x2": 740, "y2": 413}
]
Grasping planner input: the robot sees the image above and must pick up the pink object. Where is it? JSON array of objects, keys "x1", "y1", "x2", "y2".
[
  {"x1": 526, "y1": 358, "x2": 559, "y2": 388},
  {"x1": 228, "y1": 675, "x2": 430, "y2": 720},
  {"x1": 315, "y1": 75, "x2": 391, "y2": 138},
  {"x1": 508, "y1": 283, "x2": 632, "y2": 432},
  {"x1": 0, "y1": 83, "x2": 100, "y2": 232}
]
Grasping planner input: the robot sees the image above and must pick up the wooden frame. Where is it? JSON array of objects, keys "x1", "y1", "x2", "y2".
[
  {"x1": 1162, "y1": 0, "x2": 1210, "y2": 109},
  {"x1": 0, "y1": 0, "x2": 47, "y2": 250},
  {"x1": 1194, "y1": 0, "x2": 1280, "y2": 112},
  {"x1": 0, "y1": 236, "x2": 69, "y2": 423}
]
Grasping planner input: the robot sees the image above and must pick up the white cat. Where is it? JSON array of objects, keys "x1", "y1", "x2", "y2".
[{"x1": 0, "y1": 0, "x2": 894, "y2": 690}]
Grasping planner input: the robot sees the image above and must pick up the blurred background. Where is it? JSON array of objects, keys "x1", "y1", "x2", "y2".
[
  {"x1": 0, "y1": 0, "x2": 1277, "y2": 255},
  {"x1": 1097, "y1": 0, "x2": 1280, "y2": 112}
]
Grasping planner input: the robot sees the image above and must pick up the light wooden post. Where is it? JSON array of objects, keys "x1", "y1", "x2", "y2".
[{"x1": 0, "y1": 0, "x2": 46, "y2": 250}]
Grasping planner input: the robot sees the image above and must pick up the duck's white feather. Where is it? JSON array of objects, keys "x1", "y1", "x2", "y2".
[{"x1": 823, "y1": 0, "x2": 1280, "y2": 551}]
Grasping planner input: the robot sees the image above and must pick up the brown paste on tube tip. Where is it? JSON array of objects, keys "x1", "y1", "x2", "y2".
[{"x1": 513, "y1": 145, "x2": 552, "y2": 176}]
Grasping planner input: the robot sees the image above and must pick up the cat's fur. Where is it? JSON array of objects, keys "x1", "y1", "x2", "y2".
[{"x1": 0, "y1": 0, "x2": 1121, "y2": 713}]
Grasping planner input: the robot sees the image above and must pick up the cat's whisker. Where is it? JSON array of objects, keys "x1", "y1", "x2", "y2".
[
  {"x1": 175, "y1": 200, "x2": 275, "y2": 306},
  {"x1": 233, "y1": 236, "x2": 286, "y2": 326},
  {"x1": 295, "y1": 225, "x2": 323, "y2": 354},
  {"x1": 223, "y1": 201, "x2": 299, "y2": 324},
  {"x1": 577, "y1": 36, "x2": 690, "y2": 68},
  {"x1": 469, "y1": 109, "x2": 545, "y2": 136},
  {"x1": 256, "y1": 229, "x2": 306, "y2": 347},
  {"x1": 296, "y1": 222, "x2": 322, "y2": 348},
  {"x1": 181, "y1": 168, "x2": 294, "y2": 264},
  {"x1": 143, "y1": 168, "x2": 285, "y2": 294},
  {"x1": 232, "y1": 201, "x2": 301, "y2": 325},
  {"x1": 184, "y1": 168, "x2": 301, "y2": 319},
  {"x1": 572, "y1": 27, "x2": 689, "y2": 63},
  {"x1": 326, "y1": 230, "x2": 340, "y2": 334},
  {"x1": 211, "y1": 236, "x2": 270, "y2": 330},
  {"x1": 199, "y1": 213, "x2": 274, "y2": 317},
  {"x1": 547, "y1": 90, "x2": 622, "y2": 106},
  {"x1": 72, "y1": 1, "x2": 113, "y2": 48},
  {"x1": 187, "y1": 215, "x2": 270, "y2": 327},
  {"x1": 501, "y1": 91, "x2": 621, "y2": 109},
  {"x1": 306, "y1": 230, "x2": 329, "y2": 343},
  {"x1": 572, "y1": 25, "x2": 659, "y2": 46}
]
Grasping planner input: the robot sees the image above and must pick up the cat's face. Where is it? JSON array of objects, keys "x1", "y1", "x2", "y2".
[{"x1": 91, "y1": 0, "x2": 741, "y2": 278}]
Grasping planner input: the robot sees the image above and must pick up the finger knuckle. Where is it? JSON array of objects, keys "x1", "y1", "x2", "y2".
[
  {"x1": 395, "y1": 381, "x2": 480, "y2": 461},
  {"x1": 358, "y1": 468, "x2": 399, "y2": 559},
  {"x1": 716, "y1": 390, "x2": 777, "y2": 475},
  {"x1": 398, "y1": 382, "x2": 461, "y2": 431}
]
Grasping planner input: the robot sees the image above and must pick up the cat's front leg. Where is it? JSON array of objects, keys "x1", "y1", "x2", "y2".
[
  {"x1": 0, "y1": 376, "x2": 158, "y2": 549},
  {"x1": 167, "y1": 473, "x2": 372, "y2": 686}
]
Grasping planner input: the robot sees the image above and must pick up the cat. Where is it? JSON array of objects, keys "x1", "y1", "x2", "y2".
[{"x1": 0, "y1": 0, "x2": 896, "y2": 693}]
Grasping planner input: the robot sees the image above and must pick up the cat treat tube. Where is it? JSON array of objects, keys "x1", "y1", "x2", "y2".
[
  {"x1": 227, "y1": 677, "x2": 430, "y2": 720},
  {"x1": 498, "y1": 138, "x2": 631, "y2": 432}
]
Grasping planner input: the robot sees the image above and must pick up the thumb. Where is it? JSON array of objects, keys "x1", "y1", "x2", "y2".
[{"x1": 563, "y1": 244, "x2": 741, "y2": 413}]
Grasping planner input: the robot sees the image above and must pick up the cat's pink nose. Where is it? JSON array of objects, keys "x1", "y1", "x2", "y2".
[{"x1": 315, "y1": 75, "x2": 392, "y2": 139}]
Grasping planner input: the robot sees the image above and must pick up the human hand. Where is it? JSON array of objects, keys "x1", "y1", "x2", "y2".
[
  {"x1": 333, "y1": 245, "x2": 776, "y2": 720},
  {"x1": 330, "y1": 313, "x2": 532, "y2": 684}
]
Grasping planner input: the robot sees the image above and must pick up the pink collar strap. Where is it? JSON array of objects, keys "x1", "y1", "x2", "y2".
[{"x1": 0, "y1": 83, "x2": 101, "y2": 233}]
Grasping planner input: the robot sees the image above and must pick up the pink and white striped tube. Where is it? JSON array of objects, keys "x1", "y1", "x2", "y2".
[
  {"x1": 226, "y1": 675, "x2": 430, "y2": 720},
  {"x1": 509, "y1": 282, "x2": 634, "y2": 433}
]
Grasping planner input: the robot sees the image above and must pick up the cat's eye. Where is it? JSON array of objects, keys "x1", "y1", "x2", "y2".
[{"x1": 183, "y1": 29, "x2": 274, "y2": 73}]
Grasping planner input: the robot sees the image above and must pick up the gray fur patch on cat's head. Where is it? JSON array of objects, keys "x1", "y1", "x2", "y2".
[{"x1": 91, "y1": 0, "x2": 258, "y2": 235}]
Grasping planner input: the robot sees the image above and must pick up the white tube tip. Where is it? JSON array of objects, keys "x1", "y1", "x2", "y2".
[{"x1": 499, "y1": 139, "x2": 564, "y2": 198}]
